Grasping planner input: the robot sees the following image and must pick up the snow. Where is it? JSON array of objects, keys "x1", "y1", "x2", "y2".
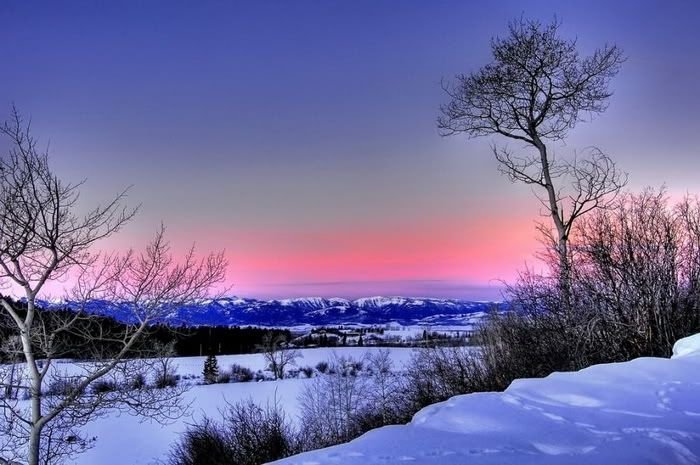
[
  {"x1": 66, "y1": 347, "x2": 415, "y2": 465},
  {"x1": 169, "y1": 347, "x2": 416, "y2": 376},
  {"x1": 271, "y1": 334, "x2": 700, "y2": 465},
  {"x1": 79, "y1": 379, "x2": 310, "y2": 465},
  {"x1": 354, "y1": 296, "x2": 411, "y2": 307},
  {"x1": 672, "y1": 333, "x2": 700, "y2": 358}
]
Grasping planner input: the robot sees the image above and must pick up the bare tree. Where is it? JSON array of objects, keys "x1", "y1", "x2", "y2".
[
  {"x1": 438, "y1": 18, "x2": 626, "y2": 303},
  {"x1": 259, "y1": 332, "x2": 300, "y2": 380},
  {"x1": 0, "y1": 107, "x2": 227, "y2": 465}
]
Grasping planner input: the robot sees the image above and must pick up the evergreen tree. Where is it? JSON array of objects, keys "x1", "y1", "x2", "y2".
[{"x1": 203, "y1": 354, "x2": 219, "y2": 384}]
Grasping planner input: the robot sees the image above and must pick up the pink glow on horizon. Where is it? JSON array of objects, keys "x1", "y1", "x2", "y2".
[
  {"x1": 36, "y1": 211, "x2": 542, "y2": 301},
  {"x1": 153, "y1": 213, "x2": 543, "y2": 299}
]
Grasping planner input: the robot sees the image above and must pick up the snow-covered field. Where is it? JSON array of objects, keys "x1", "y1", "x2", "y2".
[
  {"x1": 72, "y1": 347, "x2": 416, "y2": 465},
  {"x1": 167, "y1": 346, "x2": 416, "y2": 376},
  {"x1": 273, "y1": 334, "x2": 700, "y2": 465},
  {"x1": 8, "y1": 337, "x2": 700, "y2": 465}
]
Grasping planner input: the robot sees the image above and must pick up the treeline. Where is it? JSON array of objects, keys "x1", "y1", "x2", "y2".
[
  {"x1": 150, "y1": 325, "x2": 292, "y2": 357},
  {"x1": 0, "y1": 301, "x2": 291, "y2": 361}
]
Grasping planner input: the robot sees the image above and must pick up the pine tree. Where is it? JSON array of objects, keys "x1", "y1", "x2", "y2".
[{"x1": 203, "y1": 354, "x2": 219, "y2": 384}]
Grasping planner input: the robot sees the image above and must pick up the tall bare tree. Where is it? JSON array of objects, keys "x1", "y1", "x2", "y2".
[
  {"x1": 0, "y1": 107, "x2": 227, "y2": 465},
  {"x1": 438, "y1": 18, "x2": 626, "y2": 303}
]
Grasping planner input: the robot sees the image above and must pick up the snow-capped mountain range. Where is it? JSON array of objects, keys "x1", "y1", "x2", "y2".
[{"x1": 41, "y1": 296, "x2": 499, "y2": 327}]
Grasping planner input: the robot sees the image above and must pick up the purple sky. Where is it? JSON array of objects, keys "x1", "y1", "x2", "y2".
[{"x1": 2, "y1": 0, "x2": 699, "y2": 300}]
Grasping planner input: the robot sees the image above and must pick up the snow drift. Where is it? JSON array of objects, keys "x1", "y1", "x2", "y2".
[{"x1": 272, "y1": 334, "x2": 700, "y2": 465}]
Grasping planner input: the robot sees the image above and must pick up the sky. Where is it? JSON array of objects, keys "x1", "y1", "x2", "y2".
[{"x1": 1, "y1": 0, "x2": 699, "y2": 300}]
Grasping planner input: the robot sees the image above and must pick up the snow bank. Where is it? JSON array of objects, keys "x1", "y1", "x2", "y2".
[
  {"x1": 672, "y1": 333, "x2": 700, "y2": 359},
  {"x1": 272, "y1": 334, "x2": 700, "y2": 465}
]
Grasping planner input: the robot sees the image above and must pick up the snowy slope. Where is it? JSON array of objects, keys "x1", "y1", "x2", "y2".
[{"x1": 271, "y1": 334, "x2": 700, "y2": 465}]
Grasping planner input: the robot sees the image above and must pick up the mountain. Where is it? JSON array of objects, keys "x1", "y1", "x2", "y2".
[{"x1": 40, "y1": 296, "x2": 499, "y2": 327}]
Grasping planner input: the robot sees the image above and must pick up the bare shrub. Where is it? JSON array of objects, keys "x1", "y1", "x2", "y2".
[
  {"x1": 315, "y1": 361, "x2": 329, "y2": 374},
  {"x1": 361, "y1": 349, "x2": 405, "y2": 427},
  {"x1": 230, "y1": 364, "x2": 253, "y2": 383},
  {"x1": 130, "y1": 373, "x2": 146, "y2": 390},
  {"x1": 164, "y1": 398, "x2": 298, "y2": 465},
  {"x1": 298, "y1": 355, "x2": 370, "y2": 449},
  {"x1": 90, "y1": 380, "x2": 117, "y2": 395},
  {"x1": 401, "y1": 345, "x2": 481, "y2": 410},
  {"x1": 467, "y1": 189, "x2": 700, "y2": 394},
  {"x1": 154, "y1": 358, "x2": 179, "y2": 389}
]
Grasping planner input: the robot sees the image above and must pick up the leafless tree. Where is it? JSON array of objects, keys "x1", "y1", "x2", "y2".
[
  {"x1": 0, "y1": 107, "x2": 227, "y2": 465},
  {"x1": 259, "y1": 332, "x2": 300, "y2": 380},
  {"x1": 438, "y1": 18, "x2": 626, "y2": 303}
]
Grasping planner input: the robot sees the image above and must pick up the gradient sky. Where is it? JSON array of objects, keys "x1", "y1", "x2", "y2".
[{"x1": 2, "y1": 1, "x2": 699, "y2": 300}]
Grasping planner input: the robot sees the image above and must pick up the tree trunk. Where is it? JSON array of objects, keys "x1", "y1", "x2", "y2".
[
  {"x1": 21, "y1": 298, "x2": 43, "y2": 465},
  {"x1": 533, "y1": 134, "x2": 572, "y2": 309},
  {"x1": 28, "y1": 423, "x2": 41, "y2": 465}
]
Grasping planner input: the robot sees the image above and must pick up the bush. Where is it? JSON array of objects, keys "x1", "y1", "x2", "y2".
[
  {"x1": 164, "y1": 417, "x2": 233, "y2": 465},
  {"x1": 155, "y1": 374, "x2": 179, "y2": 389},
  {"x1": 401, "y1": 345, "x2": 481, "y2": 410},
  {"x1": 217, "y1": 372, "x2": 232, "y2": 384},
  {"x1": 154, "y1": 360, "x2": 179, "y2": 389},
  {"x1": 90, "y1": 379, "x2": 118, "y2": 394},
  {"x1": 436, "y1": 191, "x2": 700, "y2": 397},
  {"x1": 164, "y1": 399, "x2": 299, "y2": 465},
  {"x1": 130, "y1": 373, "x2": 147, "y2": 390},
  {"x1": 45, "y1": 377, "x2": 83, "y2": 397},
  {"x1": 300, "y1": 366, "x2": 314, "y2": 378},
  {"x1": 315, "y1": 361, "x2": 329, "y2": 374},
  {"x1": 298, "y1": 355, "x2": 371, "y2": 450},
  {"x1": 230, "y1": 364, "x2": 254, "y2": 382}
]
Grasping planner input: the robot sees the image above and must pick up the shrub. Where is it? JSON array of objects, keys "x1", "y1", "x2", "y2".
[
  {"x1": 298, "y1": 355, "x2": 371, "y2": 449},
  {"x1": 130, "y1": 373, "x2": 147, "y2": 390},
  {"x1": 315, "y1": 361, "x2": 329, "y2": 374},
  {"x1": 164, "y1": 399, "x2": 299, "y2": 465},
  {"x1": 401, "y1": 345, "x2": 480, "y2": 411},
  {"x1": 45, "y1": 377, "x2": 82, "y2": 397},
  {"x1": 217, "y1": 372, "x2": 232, "y2": 384},
  {"x1": 91, "y1": 379, "x2": 118, "y2": 394},
  {"x1": 230, "y1": 364, "x2": 254, "y2": 382},
  {"x1": 155, "y1": 374, "x2": 179, "y2": 389},
  {"x1": 154, "y1": 360, "x2": 179, "y2": 389},
  {"x1": 164, "y1": 417, "x2": 233, "y2": 465},
  {"x1": 300, "y1": 366, "x2": 314, "y2": 378}
]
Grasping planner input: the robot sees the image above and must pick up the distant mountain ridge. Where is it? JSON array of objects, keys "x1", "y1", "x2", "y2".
[{"x1": 40, "y1": 296, "x2": 499, "y2": 327}]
